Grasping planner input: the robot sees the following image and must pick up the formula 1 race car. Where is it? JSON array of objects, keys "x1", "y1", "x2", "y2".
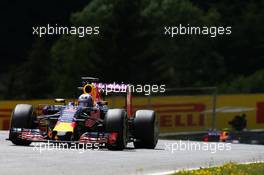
[
  {"x1": 203, "y1": 129, "x2": 231, "y2": 142},
  {"x1": 8, "y1": 77, "x2": 159, "y2": 150}
]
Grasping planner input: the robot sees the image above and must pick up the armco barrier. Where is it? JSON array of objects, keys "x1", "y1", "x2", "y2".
[{"x1": 1, "y1": 94, "x2": 264, "y2": 132}]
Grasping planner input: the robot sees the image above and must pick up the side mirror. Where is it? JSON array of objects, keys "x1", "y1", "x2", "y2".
[
  {"x1": 97, "y1": 101, "x2": 108, "y2": 105},
  {"x1": 54, "y1": 98, "x2": 66, "y2": 105}
]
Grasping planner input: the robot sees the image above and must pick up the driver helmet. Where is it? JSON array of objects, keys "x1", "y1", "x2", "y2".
[{"x1": 78, "y1": 94, "x2": 93, "y2": 107}]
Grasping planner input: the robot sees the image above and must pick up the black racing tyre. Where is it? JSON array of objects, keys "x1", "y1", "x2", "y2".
[
  {"x1": 104, "y1": 109, "x2": 127, "y2": 150},
  {"x1": 133, "y1": 110, "x2": 159, "y2": 149},
  {"x1": 9, "y1": 104, "x2": 36, "y2": 146}
]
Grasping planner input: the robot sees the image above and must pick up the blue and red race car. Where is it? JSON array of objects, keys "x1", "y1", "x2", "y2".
[{"x1": 8, "y1": 77, "x2": 159, "y2": 150}]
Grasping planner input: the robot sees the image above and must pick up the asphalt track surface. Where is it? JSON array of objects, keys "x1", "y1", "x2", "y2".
[{"x1": 0, "y1": 131, "x2": 263, "y2": 175}]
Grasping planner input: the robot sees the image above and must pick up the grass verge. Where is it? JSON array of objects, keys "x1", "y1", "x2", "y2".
[{"x1": 172, "y1": 162, "x2": 264, "y2": 175}]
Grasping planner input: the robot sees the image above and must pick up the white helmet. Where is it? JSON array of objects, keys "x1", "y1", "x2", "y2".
[{"x1": 78, "y1": 94, "x2": 93, "y2": 107}]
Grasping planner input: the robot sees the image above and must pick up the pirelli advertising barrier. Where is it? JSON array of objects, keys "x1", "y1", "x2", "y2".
[{"x1": 1, "y1": 94, "x2": 264, "y2": 132}]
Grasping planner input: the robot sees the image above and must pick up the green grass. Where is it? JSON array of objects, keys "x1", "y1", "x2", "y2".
[{"x1": 172, "y1": 162, "x2": 264, "y2": 175}]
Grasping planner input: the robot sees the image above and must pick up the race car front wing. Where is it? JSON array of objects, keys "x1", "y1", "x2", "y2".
[{"x1": 9, "y1": 128, "x2": 118, "y2": 146}]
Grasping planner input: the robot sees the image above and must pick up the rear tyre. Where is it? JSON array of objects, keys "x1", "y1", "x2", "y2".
[
  {"x1": 104, "y1": 109, "x2": 127, "y2": 150},
  {"x1": 133, "y1": 110, "x2": 159, "y2": 149},
  {"x1": 9, "y1": 104, "x2": 36, "y2": 146}
]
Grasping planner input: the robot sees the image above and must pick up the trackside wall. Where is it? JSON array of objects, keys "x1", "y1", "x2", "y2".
[{"x1": 0, "y1": 94, "x2": 264, "y2": 132}]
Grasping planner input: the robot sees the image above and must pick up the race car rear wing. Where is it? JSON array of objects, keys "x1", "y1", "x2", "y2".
[{"x1": 81, "y1": 77, "x2": 99, "y2": 82}]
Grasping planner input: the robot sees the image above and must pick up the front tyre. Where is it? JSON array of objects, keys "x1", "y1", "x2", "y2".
[
  {"x1": 9, "y1": 104, "x2": 36, "y2": 146},
  {"x1": 104, "y1": 109, "x2": 127, "y2": 150}
]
